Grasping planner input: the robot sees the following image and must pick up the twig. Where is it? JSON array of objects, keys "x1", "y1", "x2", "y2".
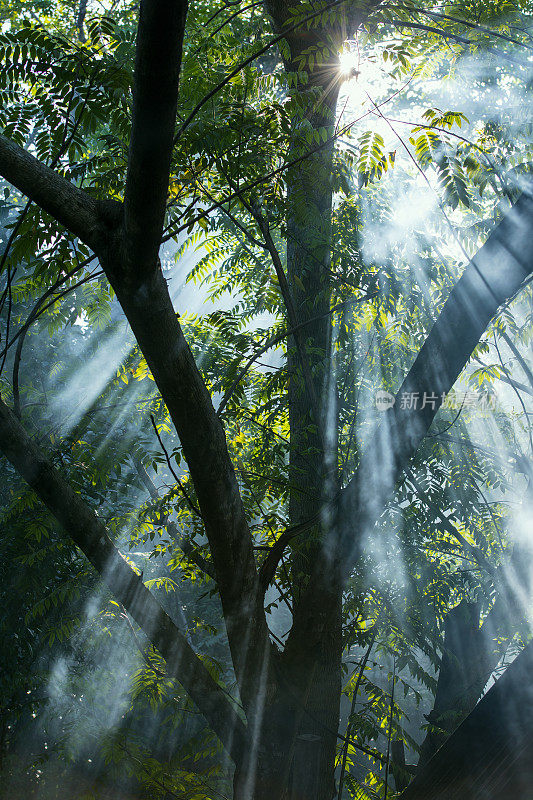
[
  {"x1": 150, "y1": 414, "x2": 202, "y2": 518},
  {"x1": 337, "y1": 629, "x2": 378, "y2": 799},
  {"x1": 384, "y1": 658, "x2": 396, "y2": 800},
  {"x1": 218, "y1": 293, "x2": 375, "y2": 416}
]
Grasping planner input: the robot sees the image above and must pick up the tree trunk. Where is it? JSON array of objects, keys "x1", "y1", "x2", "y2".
[
  {"x1": 236, "y1": 5, "x2": 344, "y2": 792},
  {"x1": 258, "y1": 3, "x2": 374, "y2": 795},
  {"x1": 233, "y1": 622, "x2": 342, "y2": 800},
  {"x1": 282, "y1": 55, "x2": 342, "y2": 800},
  {"x1": 418, "y1": 601, "x2": 488, "y2": 765},
  {"x1": 283, "y1": 81, "x2": 341, "y2": 800}
]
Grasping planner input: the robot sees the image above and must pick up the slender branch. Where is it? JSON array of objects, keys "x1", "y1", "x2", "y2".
[
  {"x1": 0, "y1": 199, "x2": 33, "y2": 378},
  {"x1": 0, "y1": 198, "x2": 32, "y2": 307},
  {"x1": 12, "y1": 282, "x2": 54, "y2": 417},
  {"x1": 388, "y1": 17, "x2": 528, "y2": 67},
  {"x1": 384, "y1": 659, "x2": 396, "y2": 800},
  {"x1": 206, "y1": 0, "x2": 246, "y2": 27},
  {"x1": 174, "y1": 0, "x2": 350, "y2": 142},
  {"x1": 132, "y1": 454, "x2": 215, "y2": 580},
  {"x1": 191, "y1": 2, "x2": 262, "y2": 56},
  {"x1": 500, "y1": 329, "x2": 533, "y2": 391},
  {"x1": 337, "y1": 630, "x2": 377, "y2": 800},
  {"x1": 249, "y1": 201, "x2": 323, "y2": 436},
  {"x1": 149, "y1": 414, "x2": 201, "y2": 518},
  {"x1": 0, "y1": 254, "x2": 97, "y2": 362},
  {"x1": 164, "y1": 80, "x2": 413, "y2": 243},
  {"x1": 218, "y1": 293, "x2": 375, "y2": 416},
  {"x1": 392, "y1": 2, "x2": 533, "y2": 51}
]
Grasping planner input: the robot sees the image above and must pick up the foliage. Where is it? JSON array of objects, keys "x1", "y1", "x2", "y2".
[{"x1": 0, "y1": 0, "x2": 532, "y2": 798}]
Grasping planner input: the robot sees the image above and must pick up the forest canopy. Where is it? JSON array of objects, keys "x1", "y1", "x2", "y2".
[{"x1": 0, "y1": 1, "x2": 532, "y2": 799}]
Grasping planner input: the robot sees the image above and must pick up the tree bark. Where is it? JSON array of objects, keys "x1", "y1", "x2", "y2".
[
  {"x1": 123, "y1": 0, "x2": 188, "y2": 271},
  {"x1": 0, "y1": 132, "x2": 120, "y2": 251},
  {"x1": 261, "y1": 5, "x2": 346, "y2": 798}
]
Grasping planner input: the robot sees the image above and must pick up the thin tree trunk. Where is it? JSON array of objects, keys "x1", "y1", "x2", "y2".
[
  {"x1": 76, "y1": 0, "x2": 87, "y2": 42},
  {"x1": 259, "y1": 4, "x2": 370, "y2": 796},
  {"x1": 283, "y1": 75, "x2": 341, "y2": 800}
]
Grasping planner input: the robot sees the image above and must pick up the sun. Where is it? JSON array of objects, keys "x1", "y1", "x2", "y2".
[{"x1": 339, "y1": 47, "x2": 360, "y2": 79}]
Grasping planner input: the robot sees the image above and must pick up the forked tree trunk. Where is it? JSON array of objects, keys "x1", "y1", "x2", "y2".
[{"x1": 233, "y1": 617, "x2": 343, "y2": 800}]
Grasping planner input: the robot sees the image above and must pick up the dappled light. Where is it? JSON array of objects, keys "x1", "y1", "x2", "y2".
[{"x1": 0, "y1": 2, "x2": 533, "y2": 800}]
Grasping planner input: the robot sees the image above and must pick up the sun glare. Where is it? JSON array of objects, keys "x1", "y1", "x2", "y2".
[{"x1": 339, "y1": 47, "x2": 359, "y2": 78}]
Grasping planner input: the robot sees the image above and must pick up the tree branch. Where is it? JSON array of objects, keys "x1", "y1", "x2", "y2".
[
  {"x1": 106, "y1": 264, "x2": 271, "y2": 713},
  {"x1": 0, "y1": 0, "x2": 271, "y2": 718},
  {"x1": 0, "y1": 396, "x2": 246, "y2": 763},
  {"x1": 249, "y1": 201, "x2": 323, "y2": 437},
  {"x1": 132, "y1": 454, "x2": 216, "y2": 580},
  {"x1": 474, "y1": 358, "x2": 533, "y2": 398},
  {"x1": 337, "y1": 630, "x2": 377, "y2": 800},
  {"x1": 340, "y1": 189, "x2": 533, "y2": 570},
  {"x1": 217, "y1": 293, "x2": 375, "y2": 418},
  {"x1": 123, "y1": 0, "x2": 188, "y2": 271},
  {"x1": 500, "y1": 329, "x2": 533, "y2": 390},
  {"x1": 0, "y1": 133, "x2": 119, "y2": 252},
  {"x1": 149, "y1": 414, "x2": 202, "y2": 518},
  {"x1": 76, "y1": 0, "x2": 87, "y2": 42},
  {"x1": 399, "y1": 641, "x2": 533, "y2": 799}
]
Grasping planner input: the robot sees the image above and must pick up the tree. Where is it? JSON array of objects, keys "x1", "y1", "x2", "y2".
[{"x1": 0, "y1": 1, "x2": 532, "y2": 799}]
